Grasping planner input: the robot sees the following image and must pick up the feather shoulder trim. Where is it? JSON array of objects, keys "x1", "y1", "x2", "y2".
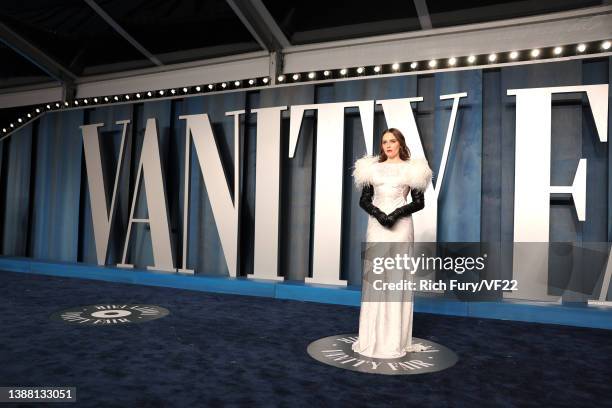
[
  {"x1": 352, "y1": 155, "x2": 434, "y2": 190},
  {"x1": 400, "y1": 157, "x2": 433, "y2": 191},
  {"x1": 352, "y1": 154, "x2": 379, "y2": 188}
]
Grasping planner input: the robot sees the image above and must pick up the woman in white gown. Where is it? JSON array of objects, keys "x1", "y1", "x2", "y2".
[{"x1": 351, "y1": 128, "x2": 433, "y2": 359}]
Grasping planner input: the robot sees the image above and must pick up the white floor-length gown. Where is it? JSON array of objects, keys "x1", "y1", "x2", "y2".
[{"x1": 351, "y1": 155, "x2": 433, "y2": 359}]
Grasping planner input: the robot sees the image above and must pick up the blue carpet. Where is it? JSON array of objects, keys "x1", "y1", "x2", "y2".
[{"x1": 0, "y1": 270, "x2": 610, "y2": 407}]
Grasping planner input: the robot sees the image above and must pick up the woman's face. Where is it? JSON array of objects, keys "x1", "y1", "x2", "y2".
[{"x1": 381, "y1": 132, "x2": 400, "y2": 160}]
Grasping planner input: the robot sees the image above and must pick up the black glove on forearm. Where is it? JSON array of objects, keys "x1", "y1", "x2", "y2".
[
  {"x1": 386, "y1": 188, "x2": 425, "y2": 227},
  {"x1": 359, "y1": 185, "x2": 392, "y2": 227}
]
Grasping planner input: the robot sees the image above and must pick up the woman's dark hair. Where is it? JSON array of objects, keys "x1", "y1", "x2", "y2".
[{"x1": 378, "y1": 128, "x2": 411, "y2": 162}]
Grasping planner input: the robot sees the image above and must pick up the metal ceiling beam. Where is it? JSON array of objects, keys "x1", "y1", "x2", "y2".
[
  {"x1": 226, "y1": 0, "x2": 291, "y2": 51},
  {"x1": 413, "y1": 0, "x2": 433, "y2": 30},
  {"x1": 0, "y1": 84, "x2": 63, "y2": 109},
  {"x1": 0, "y1": 5, "x2": 610, "y2": 108},
  {"x1": 0, "y1": 51, "x2": 271, "y2": 108},
  {"x1": 84, "y1": 0, "x2": 163, "y2": 66},
  {"x1": 283, "y1": 5, "x2": 612, "y2": 72},
  {"x1": 0, "y1": 21, "x2": 77, "y2": 93},
  {"x1": 75, "y1": 52, "x2": 270, "y2": 99}
]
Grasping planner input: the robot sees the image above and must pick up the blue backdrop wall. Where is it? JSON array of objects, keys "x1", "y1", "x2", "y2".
[{"x1": 0, "y1": 59, "x2": 610, "y2": 302}]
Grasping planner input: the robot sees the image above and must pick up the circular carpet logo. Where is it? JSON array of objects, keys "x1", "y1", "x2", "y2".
[
  {"x1": 51, "y1": 304, "x2": 169, "y2": 325},
  {"x1": 307, "y1": 334, "x2": 458, "y2": 375}
]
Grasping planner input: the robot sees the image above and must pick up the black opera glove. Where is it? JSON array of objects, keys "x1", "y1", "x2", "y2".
[
  {"x1": 386, "y1": 188, "x2": 425, "y2": 227},
  {"x1": 359, "y1": 185, "x2": 393, "y2": 227}
]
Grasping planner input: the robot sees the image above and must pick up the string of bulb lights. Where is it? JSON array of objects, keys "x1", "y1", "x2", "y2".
[{"x1": 2, "y1": 39, "x2": 610, "y2": 138}]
